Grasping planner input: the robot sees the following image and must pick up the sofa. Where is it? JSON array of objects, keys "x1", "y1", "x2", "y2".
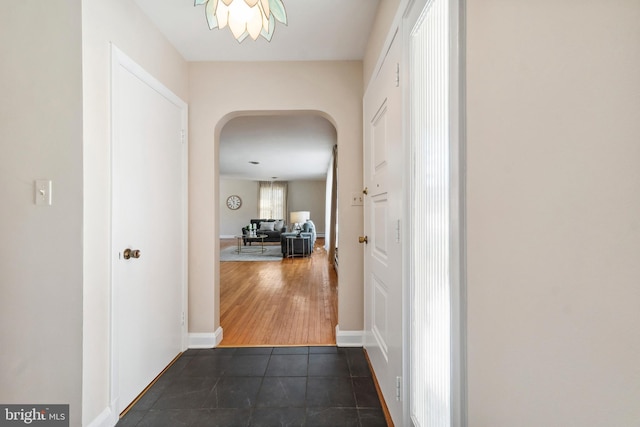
[
  {"x1": 242, "y1": 219, "x2": 286, "y2": 245},
  {"x1": 280, "y1": 220, "x2": 317, "y2": 256}
]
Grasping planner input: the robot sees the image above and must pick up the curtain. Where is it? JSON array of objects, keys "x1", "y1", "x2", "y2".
[
  {"x1": 258, "y1": 181, "x2": 288, "y2": 220},
  {"x1": 327, "y1": 145, "x2": 338, "y2": 266}
]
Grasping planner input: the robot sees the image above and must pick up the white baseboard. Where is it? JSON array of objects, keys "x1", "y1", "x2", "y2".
[
  {"x1": 188, "y1": 327, "x2": 223, "y2": 349},
  {"x1": 335, "y1": 326, "x2": 364, "y2": 347},
  {"x1": 86, "y1": 406, "x2": 118, "y2": 427}
]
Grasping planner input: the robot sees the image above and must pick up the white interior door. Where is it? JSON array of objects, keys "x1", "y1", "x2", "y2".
[
  {"x1": 111, "y1": 47, "x2": 187, "y2": 414},
  {"x1": 363, "y1": 33, "x2": 404, "y2": 424}
]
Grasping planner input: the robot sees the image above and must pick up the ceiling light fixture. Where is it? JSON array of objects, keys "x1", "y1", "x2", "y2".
[{"x1": 194, "y1": 0, "x2": 288, "y2": 43}]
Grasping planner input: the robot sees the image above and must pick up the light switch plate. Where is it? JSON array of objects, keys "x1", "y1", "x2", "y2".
[
  {"x1": 351, "y1": 192, "x2": 364, "y2": 206},
  {"x1": 35, "y1": 179, "x2": 52, "y2": 205}
]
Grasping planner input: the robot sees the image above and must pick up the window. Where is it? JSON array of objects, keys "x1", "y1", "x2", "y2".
[{"x1": 258, "y1": 181, "x2": 288, "y2": 219}]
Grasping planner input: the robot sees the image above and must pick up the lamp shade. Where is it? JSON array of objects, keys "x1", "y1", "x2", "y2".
[
  {"x1": 196, "y1": 0, "x2": 288, "y2": 43},
  {"x1": 290, "y1": 211, "x2": 310, "y2": 225}
]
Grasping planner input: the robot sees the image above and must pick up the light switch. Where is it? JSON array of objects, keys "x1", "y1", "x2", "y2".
[
  {"x1": 34, "y1": 179, "x2": 52, "y2": 206},
  {"x1": 351, "y1": 192, "x2": 364, "y2": 206}
]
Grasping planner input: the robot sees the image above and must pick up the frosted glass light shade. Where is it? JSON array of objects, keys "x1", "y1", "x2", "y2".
[{"x1": 195, "y1": 0, "x2": 287, "y2": 43}]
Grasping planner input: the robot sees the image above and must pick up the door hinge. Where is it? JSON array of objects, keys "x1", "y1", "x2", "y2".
[
  {"x1": 181, "y1": 129, "x2": 186, "y2": 144},
  {"x1": 181, "y1": 312, "x2": 185, "y2": 325},
  {"x1": 396, "y1": 376, "x2": 402, "y2": 401},
  {"x1": 395, "y1": 63, "x2": 400, "y2": 87}
]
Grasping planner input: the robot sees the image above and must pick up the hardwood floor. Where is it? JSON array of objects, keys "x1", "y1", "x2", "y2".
[{"x1": 219, "y1": 238, "x2": 338, "y2": 347}]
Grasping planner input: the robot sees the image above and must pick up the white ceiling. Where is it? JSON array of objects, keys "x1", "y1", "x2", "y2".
[
  {"x1": 134, "y1": 0, "x2": 378, "y2": 181},
  {"x1": 220, "y1": 115, "x2": 336, "y2": 181},
  {"x1": 134, "y1": 0, "x2": 380, "y2": 62}
]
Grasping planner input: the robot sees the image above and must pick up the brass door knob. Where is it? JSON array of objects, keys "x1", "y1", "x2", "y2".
[
  {"x1": 123, "y1": 248, "x2": 142, "y2": 259},
  {"x1": 358, "y1": 236, "x2": 368, "y2": 244}
]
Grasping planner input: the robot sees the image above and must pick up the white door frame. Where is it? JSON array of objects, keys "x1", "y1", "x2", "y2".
[{"x1": 109, "y1": 44, "x2": 189, "y2": 414}]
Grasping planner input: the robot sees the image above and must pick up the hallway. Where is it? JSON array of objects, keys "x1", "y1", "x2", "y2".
[{"x1": 116, "y1": 346, "x2": 388, "y2": 426}]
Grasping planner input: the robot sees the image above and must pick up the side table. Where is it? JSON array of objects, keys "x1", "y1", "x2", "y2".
[{"x1": 285, "y1": 234, "x2": 311, "y2": 258}]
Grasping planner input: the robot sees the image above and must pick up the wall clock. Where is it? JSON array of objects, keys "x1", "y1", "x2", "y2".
[{"x1": 226, "y1": 195, "x2": 242, "y2": 210}]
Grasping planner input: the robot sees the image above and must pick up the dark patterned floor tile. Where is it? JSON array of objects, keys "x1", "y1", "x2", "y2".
[
  {"x1": 204, "y1": 376, "x2": 263, "y2": 408},
  {"x1": 135, "y1": 409, "x2": 196, "y2": 427},
  {"x1": 130, "y1": 380, "x2": 167, "y2": 411},
  {"x1": 224, "y1": 355, "x2": 270, "y2": 376},
  {"x1": 346, "y1": 348, "x2": 372, "y2": 377},
  {"x1": 308, "y1": 346, "x2": 340, "y2": 354},
  {"x1": 152, "y1": 376, "x2": 218, "y2": 409},
  {"x1": 118, "y1": 346, "x2": 386, "y2": 427},
  {"x1": 256, "y1": 377, "x2": 307, "y2": 408},
  {"x1": 249, "y1": 407, "x2": 306, "y2": 426},
  {"x1": 211, "y1": 347, "x2": 239, "y2": 355},
  {"x1": 191, "y1": 408, "x2": 251, "y2": 427},
  {"x1": 265, "y1": 354, "x2": 308, "y2": 377},
  {"x1": 306, "y1": 377, "x2": 356, "y2": 407},
  {"x1": 182, "y1": 355, "x2": 233, "y2": 377},
  {"x1": 236, "y1": 347, "x2": 274, "y2": 355},
  {"x1": 358, "y1": 408, "x2": 388, "y2": 426},
  {"x1": 308, "y1": 353, "x2": 350, "y2": 377},
  {"x1": 272, "y1": 347, "x2": 309, "y2": 355},
  {"x1": 306, "y1": 407, "x2": 359, "y2": 426},
  {"x1": 161, "y1": 355, "x2": 191, "y2": 379},
  {"x1": 352, "y1": 377, "x2": 382, "y2": 408},
  {"x1": 116, "y1": 410, "x2": 145, "y2": 427}
]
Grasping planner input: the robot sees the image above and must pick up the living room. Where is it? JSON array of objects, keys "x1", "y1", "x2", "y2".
[{"x1": 219, "y1": 179, "x2": 326, "y2": 246}]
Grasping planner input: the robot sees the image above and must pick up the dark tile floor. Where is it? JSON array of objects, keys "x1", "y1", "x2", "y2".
[{"x1": 117, "y1": 346, "x2": 388, "y2": 427}]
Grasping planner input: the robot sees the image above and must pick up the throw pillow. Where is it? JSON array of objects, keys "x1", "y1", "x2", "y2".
[
  {"x1": 259, "y1": 221, "x2": 275, "y2": 231},
  {"x1": 273, "y1": 220, "x2": 284, "y2": 230}
]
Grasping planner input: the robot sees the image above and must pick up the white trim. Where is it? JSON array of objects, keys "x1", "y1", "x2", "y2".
[
  {"x1": 188, "y1": 327, "x2": 224, "y2": 349},
  {"x1": 450, "y1": 0, "x2": 468, "y2": 425},
  {"x1": 85, "y1": 407, "x2": 118, "y2": 427},
  {"x1": 335, "y1": 326, "x2": 364, "y2": 347}
]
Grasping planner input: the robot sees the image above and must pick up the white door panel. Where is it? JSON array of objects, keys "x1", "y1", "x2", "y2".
[
  {"x1": 364, "y1": 34, "x2": 403, "y2": 424},
  {"x1": 111, "y1": 47, "x2": 187, "y2": 414}
]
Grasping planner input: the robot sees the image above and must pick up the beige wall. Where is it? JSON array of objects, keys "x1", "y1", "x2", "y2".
[
  {"x1": 0, "y1": 1, "x2": 83, "y2": 424},
  {"x1": 288, "y1": 180, "x2": 327, "y2": 234},
  {"x1": 466, "y1": 1, "x2": 640, "y2": 425},
  {"x1": 189, "y1": 61, "x2": 364, "y2": 334},
  {"x1": 81, "y1": 0, "x2": 189, "y2": 424},
  {"x1": 220, "y1": 179, "x2": 259, "y2": 236}
]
